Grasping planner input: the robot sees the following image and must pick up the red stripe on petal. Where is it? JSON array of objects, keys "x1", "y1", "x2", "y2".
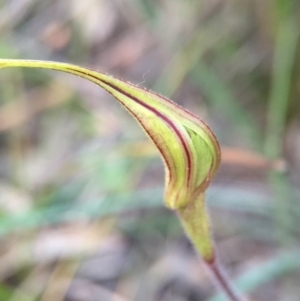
[
  {"x1": 102, "y1": 79, "x2": 192, "y2": 187},
  {"x1": 65, "y1": 68, "x2": 193, "y2": 188}
]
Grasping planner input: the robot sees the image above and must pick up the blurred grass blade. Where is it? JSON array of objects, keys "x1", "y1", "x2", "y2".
[
  {"x1": 190, "y1": 61, "x2": 262, "y2": 149},
  {"x1": 208, "y1": 250, "x2": 300, "y2": 301},
  {"x1": 264, "y1": 18, "x2": 299, "y2": 159}
]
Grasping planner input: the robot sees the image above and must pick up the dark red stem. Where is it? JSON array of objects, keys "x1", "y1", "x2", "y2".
[{"x1": 206, "y1": 260, "x2": 249, "y2": 301}]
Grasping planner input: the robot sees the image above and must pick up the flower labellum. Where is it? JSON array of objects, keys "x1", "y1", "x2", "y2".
[{"x1": 0, "y1": 59, "x2": 221, "y2": 262}]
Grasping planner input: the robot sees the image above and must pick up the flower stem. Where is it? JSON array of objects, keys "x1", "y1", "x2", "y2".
[
  {"x1": 205, "y1": 259, "x2": 249, "y2": 301},
  {"x1": 177, "y1": 194, "x2": 249, "y2": 300}
]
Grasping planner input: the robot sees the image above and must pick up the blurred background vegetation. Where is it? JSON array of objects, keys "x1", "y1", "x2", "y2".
[{"x1": 0, "y1": 0, "x2": 299, "y2": 300}]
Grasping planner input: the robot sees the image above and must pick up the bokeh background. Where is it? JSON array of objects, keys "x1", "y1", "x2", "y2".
[{"x1": 0, "y1": 0, "x2": 300, "y2": 300}]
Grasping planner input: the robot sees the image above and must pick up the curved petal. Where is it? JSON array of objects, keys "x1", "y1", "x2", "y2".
[{"x1": 0, "y1": 59, "x2": 220, "y2": 210}]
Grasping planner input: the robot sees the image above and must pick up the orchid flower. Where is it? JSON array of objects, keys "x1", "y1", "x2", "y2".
[{"x1": 0, "y1": 59, "x2": 221, "y2": 263}]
